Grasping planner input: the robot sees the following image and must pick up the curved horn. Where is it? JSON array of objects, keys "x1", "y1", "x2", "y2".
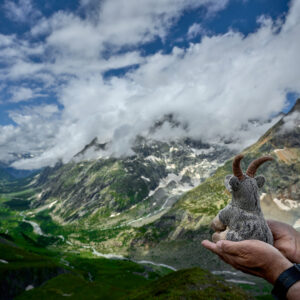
[
  {"x1": 246, "y1": 156, "x2": 273, "y2": 177},
  {"x1": 232, "y1": 154, "x2": 245, "y2": 180}
]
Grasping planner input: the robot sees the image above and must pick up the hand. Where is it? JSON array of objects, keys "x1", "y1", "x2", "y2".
[
  {"x1": 211, "y1": 215, "x2": 226, "y2": 232},
  {"x1": 202, "y1": 239, "x2": 293, "y2": 284},
  {"x1": 267, "y1": 220, "x2": 300, "y2": 264}
]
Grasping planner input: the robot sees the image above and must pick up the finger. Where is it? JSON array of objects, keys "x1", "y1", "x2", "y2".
[
  {"x1": 212, "y1": 232, "x2": 223, "y2": 243},
  {"x1": 203, "y1": 240, "x2": 251, "y2": 269},
  {"x1": 267, "y1": 219, "x2": 287, "y2": 233},
  {"x1": 230, "y1": 263, "x2": 262, "y2": 278},
  {"x1": 203, "y1": 241, "x2": 249, "y2": 270},
  {"x1": 216, "y1": 251, "x2": 246, "y2": 270},
  {"x1": 216, "y1": 240, "x2": 244, "y2": 256},
  {"x1": 267, "y1": 219, "x2": 280, "y2": 231},
  {"x1": 201, "y1": 240, "x2": 222, "y2": 255}
]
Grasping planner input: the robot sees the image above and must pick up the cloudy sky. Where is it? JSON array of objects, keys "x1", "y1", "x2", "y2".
[{"x1": 0, "y1": 0, "x2": 299, "y2": 169}]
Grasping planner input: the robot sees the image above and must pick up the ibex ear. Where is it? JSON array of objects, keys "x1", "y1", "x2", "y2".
[
  {"x1": 255, "y1": 175, "x2": 265, "y2": 188},
  {"x1": 225, "y1": 175, "x2": 240, "y2": 192},
  {"x1": 224, "y1": 175, "x2": 232, "y2": 192}
]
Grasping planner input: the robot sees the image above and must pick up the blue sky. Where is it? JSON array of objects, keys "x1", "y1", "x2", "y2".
[{"x1": 0, "y1": 0, "x2": 299, "y2": 169}]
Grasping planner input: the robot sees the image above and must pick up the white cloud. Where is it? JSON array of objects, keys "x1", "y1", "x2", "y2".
[
  {"x1": 3, "y1": 0, "x2": 41, "y2": 23},
  {"x1": 187, "y1": 23, "x2": 206, "y2": 39},
  {"x1": 0, "y1": 104, "x2": 61, "y2": 165},
  {"x1": 0, "y1": 33, "x2": 15, "y2": 47},
  {"x1": 8, "y1": 86, "x2": 45, "y2": 103},
  {"x1": 281, "y1": 110, "x2": 300, "y2": 133},
  {"x1": 1, "y1": 0, "x2": 300, "y2": 169}
]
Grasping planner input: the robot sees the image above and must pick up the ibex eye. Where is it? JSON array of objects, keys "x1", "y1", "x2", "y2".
[
  {"x1": 229, "y1": 176, "x2": 240, "y2": 191},
  {"x1": 255, "y1": 176, "x2": 265, "y2": 188}
]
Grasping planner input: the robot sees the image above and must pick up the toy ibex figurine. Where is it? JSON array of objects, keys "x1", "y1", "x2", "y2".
[{"x1": 211, "y1": 154, "x2": 274, "y2": 245}]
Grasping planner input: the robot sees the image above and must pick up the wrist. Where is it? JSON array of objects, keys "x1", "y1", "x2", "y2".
[
  {"x1": 272, "y1": 264, "x2": 300, "y2": 300},
  {"x1": 287, "y1": 280, "x2": 300, "y2": 300},
  {"x1": 294, "y1": 232, "x2": 300, "y2": 263}
]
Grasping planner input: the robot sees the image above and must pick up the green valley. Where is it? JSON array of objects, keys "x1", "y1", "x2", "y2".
[{"x1": 1, "y1": 100, "x2": 299, "y2": 299}]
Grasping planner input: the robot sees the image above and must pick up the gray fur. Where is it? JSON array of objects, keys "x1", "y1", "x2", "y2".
[{"x1": 217, "y1": 174, "x2": 273, "y2": 244}]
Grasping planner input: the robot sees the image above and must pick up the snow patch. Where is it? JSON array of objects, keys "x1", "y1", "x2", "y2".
[
  {"x1": 58, "y1": 235, "x2": 65, "y2": 241},
  {"x1": 169, "y1": 147, "x2": 179, "y2": 152},
  {"x1": 212, "y1": 270, "x2": 239, "y2": 276},
  {"x1": 0, "y1": 259, "x2": 8, "y2": 264},
  {"x1": 273, "y1": 198, "x2": 300, "y2": 211},
  {"x1": 293, "y1": 219, "x2": 300, "y2": 229},
  {"x1": 110, "y1": 212, "x2": 121, "y2": 218},
  {"x1": 130, "y1": 204, "x2": 137, "y2": 210},
  {"x1": 166, "y1": 163, "x2": 176, "y2": 169},
  {"x1": 260, "y1": 193, "x2": 267, "y2": 200},
  {"x1": 191, "y1": 147, "x2": 214, "y2": 155},
  {"x1": 48, "y1": 200, "x2": 58, "y2": 208},
  {"x1": 226, "y1": 279, "x2": 256, "y2": 285},
  {"x1": 148, "y1": 173, "x2": 182, "y2": 197},
  {"x1": 145, "y1": 155, "x2": 162, "y2": 163},
  {"x1": 274, "y1": 148, "x2": 284, "y2": 153},
  {"x1": 141, "y1": 176, "x2": 151, "y2": 182}
]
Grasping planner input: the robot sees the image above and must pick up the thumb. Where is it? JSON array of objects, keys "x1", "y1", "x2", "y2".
[{"x1": 267, "y1": 220, "x2": 286, "y2": 238}]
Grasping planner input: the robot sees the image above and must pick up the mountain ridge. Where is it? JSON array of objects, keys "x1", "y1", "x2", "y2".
[{"x1": 123, "y1": 99, "x2": 300, "y2": 269}]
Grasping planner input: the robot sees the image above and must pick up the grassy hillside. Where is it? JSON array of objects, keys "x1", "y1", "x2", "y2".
[
  {"x1": 127, "y1": 268, "x2": 253, "y2": 300},
  {"x1": 0, "y1": 232, "x2": 254, "y2": 300}
]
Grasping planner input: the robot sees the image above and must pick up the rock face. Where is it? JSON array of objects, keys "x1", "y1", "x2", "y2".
[{"x1": 31, "y1": 137, "x2": 233, "y2": 227}]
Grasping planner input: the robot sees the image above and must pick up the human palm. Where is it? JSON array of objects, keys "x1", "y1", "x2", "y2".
[
  {"x1": 267, "y1": 220, "x2": 300, "y2": 264},
  {"x1": 202, "y1": 239, "x2": 292, "y2": 284}
]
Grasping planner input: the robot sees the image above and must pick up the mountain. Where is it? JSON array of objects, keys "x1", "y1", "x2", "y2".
[
  {"x1": 0, "y1": 166, "x2": 13, "y2": 184},
  {"x1": 8, "y1": 100, "x2": 300, "y2": 271},
  {"x1": 176, "y1": 98, "x2": 300, "y2": 226},
  {"x1": 0, "y1": 153, "x2": 37, "y2": 186},
  {"x1": 1, "y1": 101, "x2": 299, "y2": 298},
  {"x1": 30, "y1": 136, "x2": 234, "y2": 228},
  {"x1": 127, "y1": 99, "x2": 300, "y2": 270}
]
